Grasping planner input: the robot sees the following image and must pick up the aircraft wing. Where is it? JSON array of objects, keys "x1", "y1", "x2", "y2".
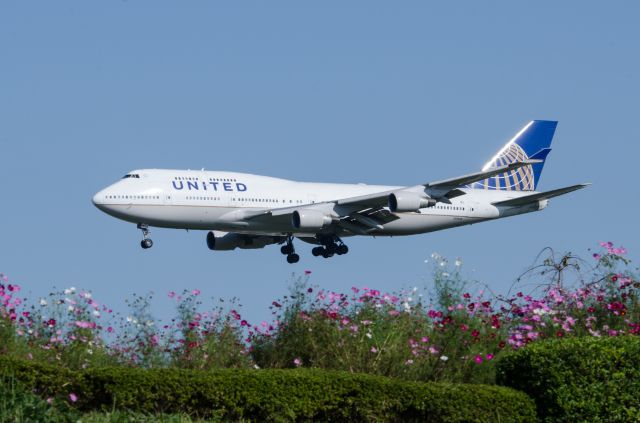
[
  {"x1": 491, "y1": 183, "x2": 590, "y2": 207},
  {"x1": 424, "y1": 160, "x2": 541, "y2": 198},
  {"x1": 243, "y1": 160, "x2": 543, "y2": 224},
  {"x1": 314, "y1": 160, "x2": 542, "y2": 211}
]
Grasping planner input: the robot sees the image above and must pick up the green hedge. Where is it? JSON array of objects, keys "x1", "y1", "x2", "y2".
[
  {"x1": 0, "y1": 356, "x2": 536, "y2": 422},
  {"x1": 496, "y1": 336, "x2": 640, "y2": 422}
]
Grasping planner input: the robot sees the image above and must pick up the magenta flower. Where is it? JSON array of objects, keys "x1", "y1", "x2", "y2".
[
  {"x1": 474, "y1": 355, "x2": 483, "y2": 364},
  {"x1": 191, "y1": 289, "x2": 201, "y2": 296},
  {"x1": 167, "y1": 291, "x2": 175, "y2": 299},
  {"x1": 293, "y1": 357, "x2": 302, "y2": 367},
  {"x1": 69, "y1": 392, "x2": 78, "y2": 403}
]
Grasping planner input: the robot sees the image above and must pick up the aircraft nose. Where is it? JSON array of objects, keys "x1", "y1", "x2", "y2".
[{"x1": 92, "y1": 189, "x2": 107, "y2": 209}]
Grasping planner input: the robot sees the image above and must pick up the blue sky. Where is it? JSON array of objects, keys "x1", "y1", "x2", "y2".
[{"x1": 1, "y1": 2, "x2": 638, "y2": 326}]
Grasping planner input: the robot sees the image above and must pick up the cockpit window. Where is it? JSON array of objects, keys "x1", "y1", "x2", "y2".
[{"x1": 122, "y1": 174, "x2": 140, "y2": 179}]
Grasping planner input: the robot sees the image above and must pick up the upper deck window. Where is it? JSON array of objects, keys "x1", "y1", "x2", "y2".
[{"x1": 122, "y1": 174, "x2": 140, "y2": 179}]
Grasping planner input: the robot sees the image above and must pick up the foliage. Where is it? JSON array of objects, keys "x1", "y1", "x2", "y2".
[
  {"x1": 0, "y1": 242, "x2": 638, "y2": 420},
  {"x1": 496, "y1": 336, "x2": 640, "y2": 423},
  {"x1": 0, "y1": 242, "x2": 637, "y2": 386},
  {"x1": 0, "y1": 356, "x2": 536, "y2": 422},
  {"x1": 251, "y1": 243, "x2": 639, "y2": 383}
]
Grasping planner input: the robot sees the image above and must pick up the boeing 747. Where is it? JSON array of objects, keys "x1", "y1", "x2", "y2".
[{"x1": 92, "y1": 120, "x2": 588, "y2": 263}]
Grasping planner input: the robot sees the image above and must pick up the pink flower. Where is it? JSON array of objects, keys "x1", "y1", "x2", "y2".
[
  {"x1": 485, "y1": 353, "x2": 494, "y2": 361},
  {"x1": 167, "y1": 291, "x2": 175, "y2": 298},
  {"x1": 293, "y1": 357, "x2": 302, "y2": 367},
  {"x1": 75, "y1": 321, "x2": 95, "y2": 329},
  {"x1": 474, "y1": 355, "x2": 483, "y2": 364},
  {"x1": 191, "y1": 289, "x2": 201, "y2": 296},
  {"x1": 46, "y1": 397, "x2": 53, "y2": 405},
  {"x1": 370, "y1": 346, "x2": 378, "y2": 353},
  {"x1": 69, "y1": 392, "x2": 78, "y2": 403}
]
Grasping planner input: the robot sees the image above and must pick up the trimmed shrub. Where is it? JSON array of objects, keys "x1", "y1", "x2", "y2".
[
  {"x1": 0, "y1": 356, "x2": 536, "y2": 422},
  {"x1": 496, "y1": 336, "x2": 640, "y2": 422}
]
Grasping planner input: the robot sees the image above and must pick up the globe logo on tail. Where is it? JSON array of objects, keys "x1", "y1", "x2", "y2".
[{"x1": 470, "y1": 142, "x2": 535, "y2": 191}]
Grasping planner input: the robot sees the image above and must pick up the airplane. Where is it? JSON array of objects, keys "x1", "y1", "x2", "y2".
[{"x1": 92, "y1": 120, "x2": 588, "y2": 263}]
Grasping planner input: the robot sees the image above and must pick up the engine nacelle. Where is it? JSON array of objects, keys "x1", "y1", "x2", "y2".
[
  {"x1": 292, "y1": 209, "x2": 333, "y2": 231},
  {"x1": 388, "y1": 192, "x2": 436, "y2": 212},
  {"x1": 206, "y1": 231, "x2": 278, "y2": 251}
]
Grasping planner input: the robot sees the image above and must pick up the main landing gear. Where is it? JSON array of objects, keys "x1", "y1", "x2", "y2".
[
  {"x1": 138, "y1": 223, "x2": 153, "y2": 249},
  {"x1": 280, "y1": 236, "x2": 300, "y2": 264},
  {"x1": 311, "y1": 236, "x2": 349, "y2": 259}
]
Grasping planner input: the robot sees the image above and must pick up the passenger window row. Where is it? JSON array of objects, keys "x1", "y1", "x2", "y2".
[{"x1": 107, "y1": 195, "x2": 160, "y2": 200}]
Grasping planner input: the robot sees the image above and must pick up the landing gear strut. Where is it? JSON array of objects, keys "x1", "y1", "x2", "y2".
[
  {"x1": 280, "y1": 235, "x2": 299, "y2": 264},
  {"x1": 138, "y1": 223, "x2": 153, "y2": 249},
  {"x1": 313, "y1": 236, "x2": 349, "y2": 258}
]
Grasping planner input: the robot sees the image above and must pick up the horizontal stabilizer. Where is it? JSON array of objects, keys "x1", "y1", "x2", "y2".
[{"x1": 492, "y1": 184, "x2": 590, "y2": 207}]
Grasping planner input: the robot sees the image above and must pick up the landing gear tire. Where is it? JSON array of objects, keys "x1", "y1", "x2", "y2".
[
  {"x1": 281, "y1": 245, "x2": 293, "y2": 255},
  {"x1": 336, "y1": 244, "x2": 349, "y2": 255},
  {"x1": 287, "y1": 253, "x2": 300, "y2": 264},
  {"x1": 311, "y1": 246, "x2": 324, "y2": 257},
  {"x1": 137, "y1": 224, "x2": 153, "y2": 249},
  {"x1": 322, "y1": 250, "x2": 334, "y2": 259}
]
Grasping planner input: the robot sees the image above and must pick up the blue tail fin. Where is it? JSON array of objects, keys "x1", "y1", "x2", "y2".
[{"x1": 469, "y1": 120, "x2": 557, "y2": 191}]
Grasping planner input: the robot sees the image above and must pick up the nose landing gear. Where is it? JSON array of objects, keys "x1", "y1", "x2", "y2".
[
  {"x1": 138, "y1": 223, "x2": 153, "y2": 249},
  {"x1": 280, "y1": 236, "x2": 299, "y2": 263}
]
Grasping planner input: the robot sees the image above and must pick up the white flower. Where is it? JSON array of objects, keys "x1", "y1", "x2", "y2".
[
  {"x1": 87, "y1": 349, "x2": 93, "y2": 355},
  {"x1": 403, "y1": 302, "x2": 411, "y2": 312},
  {"x1": 67, "y1": 305, "x2": 74, "y2": 312},
  {"x1": 455, "y1": 258, "x2": 463, "y2": 267},
  {"x1": 146, "y1": 320, "x2": 154, "y2": 327},
  {"x1": 92, "y1": 310, "x2": 100, "y2": 317},
  {"x1": 39, "y1": 298, "x2": 48, "y2": 306},
  {"x1": 366, "y1": 332, "x2": 372, "y2": 339},
  {"x1": 64, "y1": 287, "x2": 76, "y2": 295},
  {"x1": 126, "y1": 316, "x2": 133, "y2": 323},
  {"x1": 83, "y1": 292, "x2": 92, "y2": 299},
  {"x1": 442, "y1": 272, "x2": 449, "y2": 277},
  {"x1": 253, "y1": 364, "x2": 260, "y2": 369},
  {"x1": 440, "y1": 355, "x2": 449, "y2": 361}
]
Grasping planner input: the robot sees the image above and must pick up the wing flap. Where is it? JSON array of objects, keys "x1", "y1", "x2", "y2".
[{"x1": 492, "y1": 183, "x2": 590, "y2": 207}]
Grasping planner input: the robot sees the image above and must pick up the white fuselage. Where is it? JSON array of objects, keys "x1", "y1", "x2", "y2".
[{"x1": 92, "y1": 169, "x2": 546, "y2": 237}]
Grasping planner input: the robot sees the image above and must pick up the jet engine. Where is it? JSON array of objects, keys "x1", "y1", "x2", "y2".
[
  {"x1": 388, "y1": 192, "x2": 436, "y2": 212},
  {"x1": 206, "y1": 231, "x2": 279, "y2": 251},
  {"x1": 292, "y1": 209, "x2": 333, "y2": 231}
]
